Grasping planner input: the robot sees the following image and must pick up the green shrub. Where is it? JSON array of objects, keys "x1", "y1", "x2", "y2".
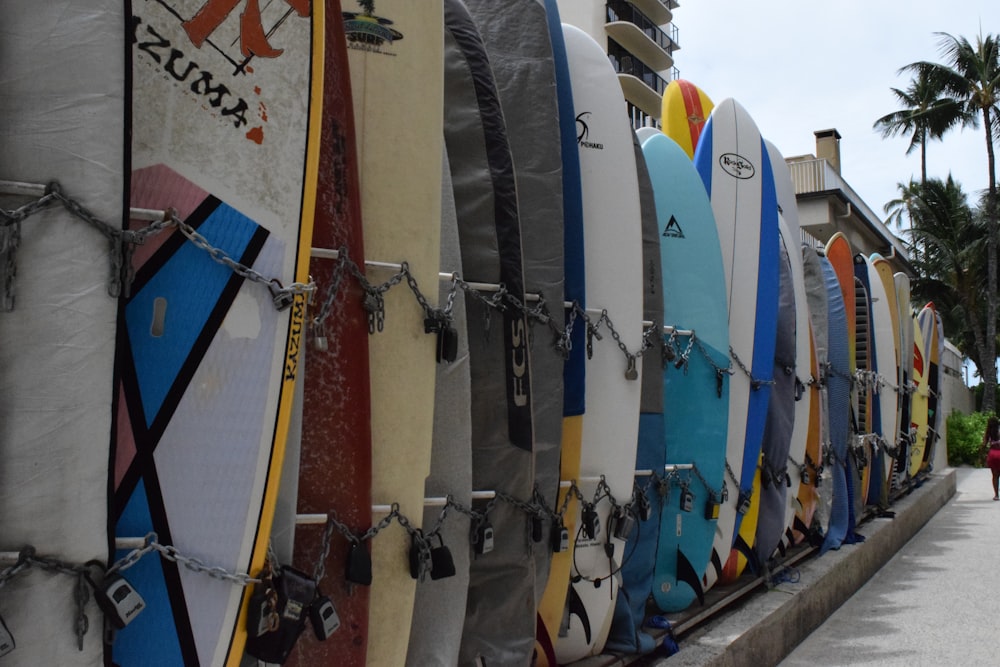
[{"x1": 946, "y1": 411, "x2": 994, "y2": 467}]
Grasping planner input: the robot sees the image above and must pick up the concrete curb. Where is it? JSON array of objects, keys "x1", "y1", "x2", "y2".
[{"x1": 659, "y1": 468, "x2": 956, "y2": 666}]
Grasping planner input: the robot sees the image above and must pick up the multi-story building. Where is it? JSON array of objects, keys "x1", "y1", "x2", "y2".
[{"x1": 556, "y1": 0, "x2": 680, "y2": 128}]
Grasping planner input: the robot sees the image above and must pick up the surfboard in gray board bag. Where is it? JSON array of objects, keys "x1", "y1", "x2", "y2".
[
  {"x1": 440, "y1": 3, "x2": 537, "y2": 665},
  {"x1": 800, "y1": 247, "x2": 831, "y2": 539},
  {"x1": 754, "y1": 232, "x2": 796, "y2": 567},
  {"x1": 462, "y1": 0, "x2": 566, "y2": 607}
]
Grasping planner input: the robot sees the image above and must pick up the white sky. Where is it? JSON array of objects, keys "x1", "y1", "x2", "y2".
[{"x1": 672, "y1": 0, "x2": 1000, "y2": 231}]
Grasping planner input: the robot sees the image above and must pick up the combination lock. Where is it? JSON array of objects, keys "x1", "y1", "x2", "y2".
[
  {"x1": 680, "y1": 488, "x2": 694, "y2": 513},
  {"x1": 95, "y1": 574, "x2": 146, "y2": 629},
  {"x1": 474, "y1": 520, "x2": 495, "y2": 555},
  {"x1": 551, "y1": 519, "x2": 569, "y2": 553},
  {"x1": 736, "y1": 490, "x2": 752, "y2": 515},
  {"x1": 309, "y1": 595, "x2": 341, "y2": 641}
]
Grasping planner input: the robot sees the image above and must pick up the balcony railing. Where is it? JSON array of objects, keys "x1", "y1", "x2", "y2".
[
  {"x1": 606, "y1": 0, "x2": 678, "y2": 54},
  {"x1": 608, "y1": 39, "x2": 668, "y2": 96}
]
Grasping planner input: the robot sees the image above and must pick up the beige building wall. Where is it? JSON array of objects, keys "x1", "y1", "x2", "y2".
[{"x1": 937, "y1": 341, "x2": 976, "y2": 470}]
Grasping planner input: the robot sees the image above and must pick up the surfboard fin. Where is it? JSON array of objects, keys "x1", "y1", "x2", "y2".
[
  {"x1": 733, "y1": 534, "x2": 760, "y2": 575},
  {"x1": 708, "y1": 547, "x2": 723, "y2": 583},
  {"x1": 565, "y1": 584, "x2": 592, "y2": 645},
  {"x1": 675, "y1": 547, "x2": 706, "y2": 605}
]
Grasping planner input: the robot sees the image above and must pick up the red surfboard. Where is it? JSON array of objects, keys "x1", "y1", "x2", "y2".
[{"x1": 288, "y1": 3, "x2": 372, "y2": 665}]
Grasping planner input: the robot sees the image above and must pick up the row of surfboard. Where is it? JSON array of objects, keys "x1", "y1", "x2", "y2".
[{"x1": 0, "y1": 1, "x2": 947, "y2": 666}]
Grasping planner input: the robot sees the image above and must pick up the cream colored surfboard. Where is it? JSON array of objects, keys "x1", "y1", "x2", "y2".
[{"x1": 344, "y1": 3, "x2": 443, "y2": 666}]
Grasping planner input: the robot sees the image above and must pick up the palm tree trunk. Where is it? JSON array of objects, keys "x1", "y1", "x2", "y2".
[
  {"x1": 983, "y1": 104, "x2": 998, "y2": 412},
  {"x1": 920, "y1": 127, "x2": 928, "y2": 184}
]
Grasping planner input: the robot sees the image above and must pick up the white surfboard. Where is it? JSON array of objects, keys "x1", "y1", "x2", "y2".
[
  {"x1": 0, "y1": 2, "x2": 125, "y2": 663},
  {"x1": 555, "y1": 24, "x2": 644, "y2": 663},
  {"x1": 694, "y1": 98, "x2": 780, "y2": 589}
]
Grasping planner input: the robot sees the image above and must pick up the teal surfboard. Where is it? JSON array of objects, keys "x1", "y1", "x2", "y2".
[{"x1": 642, "y1": 133, "x2": 729, "y2": 612}]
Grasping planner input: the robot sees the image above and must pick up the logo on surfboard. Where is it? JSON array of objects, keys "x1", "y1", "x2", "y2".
[
  {"x1": 719, "y1": 153, "x2": 755, "y2": 179},
  {"x1": 344, "y1": 1, "x2": 404, "y2": 53},
  {"x1": 576, "y1": 112, "x2": 604, "y2": 150},
  {"x1": 662, "y1": 215, "x2": 685, "y2": 239}
]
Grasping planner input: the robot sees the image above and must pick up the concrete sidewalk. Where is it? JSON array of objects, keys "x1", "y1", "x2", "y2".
[
  {"x1": 640, "y1": 467, "x2": 959, "y2": 666},
  {"x1": 780, "y1": 466, "x2": 992, "y2": 666}
]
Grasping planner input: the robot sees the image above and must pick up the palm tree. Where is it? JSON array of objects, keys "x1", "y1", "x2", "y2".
[
  {"x1": 906, "y1": 175, "x2": 995, "y2": 384},
  {"x1": 903, "y1": 32, "x2": 1000, "y2": 411},
  {"x1": 906, "y1": 177, "x2": 990, "y2": 388},
  {"x1": 874, "y1": 63, "x2": 968, "y2": 184},
  {"x1": 884, "y1": 179, "x2": 923, "y2": 229}
]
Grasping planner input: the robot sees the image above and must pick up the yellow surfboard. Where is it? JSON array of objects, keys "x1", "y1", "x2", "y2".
[
  {"x1": 910, "y1": 317, "x2": 929, "y2": 478},
  {"x1": 793, "y1": 329, "x2": 822, "y2": 544},
  {"x1": 660, "y1": 79, "x2": 714, "y2": 160},
  {"x1": 720, "y1": 452, "x2": 763, "y2": 583}
]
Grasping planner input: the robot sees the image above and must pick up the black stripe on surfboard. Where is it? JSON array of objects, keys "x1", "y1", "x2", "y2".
[
  {"x1": 126, "y1": 195, "x2": 222, "y2": 296},
  {"x1": 443, "y1": 0, "x2": 532, "y2": 450},
  {"x1": 139, "y1": 463, "x2": 201, "y2": 666},
  {"x1": 675, "y1": 547, "x2": 706, "y2": 606}
]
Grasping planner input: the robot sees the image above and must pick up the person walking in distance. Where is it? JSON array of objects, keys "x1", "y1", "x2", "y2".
[{"x1": 985, "y1": 416, "x2": 1000, "y2": 500}]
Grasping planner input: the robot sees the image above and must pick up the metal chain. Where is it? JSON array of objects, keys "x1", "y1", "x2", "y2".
[
  {"x1": 165, "y1": 210, "x2": 313, "y2": 311},
  {"x1": 106, "y1": 533, "x2": 260, "y2": 586},
  {"x1": 729, "y1": 345, "x2": 776, "y2": 389},
  {"x1": 0, "y1": 181, "x2": 313, "y2": 310},
  {"x1": 687, "y1": 462, "x2": 721, "y2": 500}
]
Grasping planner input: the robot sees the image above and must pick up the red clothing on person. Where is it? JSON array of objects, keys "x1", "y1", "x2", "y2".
[{"x1": 988, "y1": 444, "x2": 1000, "y2": 472}]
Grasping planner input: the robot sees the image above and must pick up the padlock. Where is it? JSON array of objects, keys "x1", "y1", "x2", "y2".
[
  {"x1": 704, "y1": 493, "x2": 721, "y2": 521},
  {"x1": 473, "y1": 520, "x2": 495, "y2": 555},
  {"x1": 345, "y1": 541, "x2": 373, "y2": 586},
  {"x1": 625, "y1": 356, "x2": 639, "y2": 381},
  {"x1": 611, "y1": 507, "x2": 635, "y2": 540},
  {"x1": 581, "y1": 504, "x2": 600, "y2": 541},
  {"x1": 736, "y1": 490, "x2": 752, "y2": 515},
  {"x1": 663, "y1": 342, "x2": 677, "y2": 363},
  {"x1": 309, "y1": 595, "x2": 341, "y2": 641},
  {"x1": 269, "y1": 282, "x2": 296, "y2": 311},
  {"x1": 94, "y1": 573, "x2": 145, "y2": 629},
  {"x1": 437, "y1": 325, "x2": 459, "y2": 363},
  {"x1": 0, "y1": 613, "x2": 14, "y2": 658},
  {"x1": 408, "y1": 533, "x2": 428, "y2": 580},
  {"x1": 680, "y1": 488, "x2": 694, "y2": 513},
  {"x1": 551, "y1": 518, "x2": 569, "y2": 553},
  {"x1": 429, "y1": 534, "x2": 457, "y2": 580},
  {"x1": 531, "y1": 515, "x2": 545, "y2": 543},
  {"x1": 801, "y1": 466, "x2": 811, "y2": 486},
  {"x1": 635, "y1": 489, "x2": 652, "y2": 522},
  {"x1": 245, "y1": 565, "x2": 317, "y2": 664}
]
